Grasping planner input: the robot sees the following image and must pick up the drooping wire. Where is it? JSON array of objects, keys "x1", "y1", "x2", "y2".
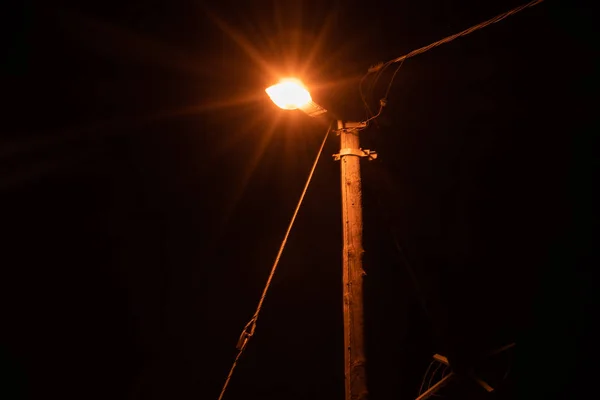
[
  {"x1": 360, "y1": 58, "x2": 406, "y2": 126},
  {"x1": 419, "y1": 360, "x2": 436, "y2": 395},
  {"x1": 368, "y1": 64, "x2": 387, "y2": 102},
  {"x1": 428, "y1": 362, "x2": 444, "y2": 390},
  {"x1": 362, "y1": 61, "x2": 390, "y2": 119},
  {"x1": 359, "y1": 73, "x2": 375, "y2": 119},
  {"x1": 431, "y1": 365, "x2": 451, "y2": 397},
  {"x1": 359, "y1": 0, "x2": 546, "y2": 125},
  {"x1": 216, "y1": 122, "x2": 333, "y2": 400},
  {"x1": 383, "y1": 58, "x2": 406, "y2": 101},
  {"x1": 441, "y1": 365, "x2": 450, "y2": 379},
  {"x1": 360, "y1": 100, "x2": 385, "y2": 126}
]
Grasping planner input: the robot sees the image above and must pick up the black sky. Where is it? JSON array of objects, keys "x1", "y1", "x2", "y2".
[{"x1": 1, "y1": 1, "x2": 597, "y2": 399}]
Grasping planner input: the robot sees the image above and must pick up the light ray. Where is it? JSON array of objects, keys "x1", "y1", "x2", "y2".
[
  {"x1": 206, "y1": 10, "x2": 280, "y2": 83},
  {"x1": 212, "y1": 113, "x2": 283, "y2": 240}
]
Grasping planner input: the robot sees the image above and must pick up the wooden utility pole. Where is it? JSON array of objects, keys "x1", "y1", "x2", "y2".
[{"x1": 336, "y1": 120, "x2": 375, "y2": 400}]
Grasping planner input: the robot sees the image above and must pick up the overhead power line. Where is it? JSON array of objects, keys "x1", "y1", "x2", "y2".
[
  {"x1": 216, "y1": 122, "x2": 333, "y2": 400},
  {"x1": 360, "y1": 0, "x2": 546, "y2": 124},
  {"x1": 387, "y1": 0, "x2": 545, "y2": 66}
]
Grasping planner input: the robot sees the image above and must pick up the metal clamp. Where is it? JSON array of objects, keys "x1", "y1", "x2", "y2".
[{"x1": 333, "y1": 148, "x2": 378, "y2": 161}]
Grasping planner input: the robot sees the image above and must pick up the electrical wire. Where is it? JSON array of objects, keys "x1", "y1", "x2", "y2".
[
  {"x1": 441, "y1": 365, "x2": 450, "y2": 379},
  {"x1": 361, "y1": 100, "x2": 385, "y2": 125},
  {"x1": 361, "y1": 58, "x2": 406, "y2": 126},
  {"x1": 216, "y1": 122, "x2": 333, "y2": 400},
  {"x1": 359, "y1": 73, "x2": 375, "y2": 119},
  {"x1": 428, "y1": 363, "x2": 444, "y2": 390},
  {"x1": 383, "y1": 58, "x2": 405, "y2": 101},
  {"x1": 419, "y1": 360, "x2": 436, "y2": 395},
  {"x1": 431, "y1": 365, "x2": 450, "y2": 398},
  {"x1": 359, "y1": 0, "x2": 546, "y2": 124},
  {"x1": 389, "y1": 0, "x2": 544, "y2": 65},
  {"x1": 364, "y1": 61, "x2": 391, "y2": 120}
]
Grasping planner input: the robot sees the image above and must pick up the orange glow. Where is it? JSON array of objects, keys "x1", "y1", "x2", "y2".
[{"x1": 265, "y1": 78, "x2": 312, "y2": 110}]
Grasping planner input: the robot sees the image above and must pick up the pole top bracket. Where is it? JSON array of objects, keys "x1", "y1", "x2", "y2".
[{"x1": 333, "y1": 148, "x2": 378, "y2": 161}]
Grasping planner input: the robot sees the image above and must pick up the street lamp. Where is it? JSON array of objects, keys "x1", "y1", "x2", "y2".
[
  {"x1": 265, "y1": 78, "x2": 311, "y2": 110},
  {"x1": 265, "y1": 78, "x2": 328, "y2": 117},
  {"x1": 266, "y1": 78, "x2": 375, "y2": 400}
]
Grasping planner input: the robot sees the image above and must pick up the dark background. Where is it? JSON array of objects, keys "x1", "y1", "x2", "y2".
[{"x1": 1, "y1": 1, "x2": 596, "y2": 399}]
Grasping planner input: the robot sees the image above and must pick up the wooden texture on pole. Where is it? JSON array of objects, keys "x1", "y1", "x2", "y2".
[{"x1": 339, "y1": 120, "x2": 368, "y2": 400}]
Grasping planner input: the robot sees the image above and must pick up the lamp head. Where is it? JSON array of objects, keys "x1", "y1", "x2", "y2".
[
  {"x1": 265, "y1": 78, "x2": 312, "y2": 110},
  {"x1": 265, "y1": 78, "x2": 327, "y2": 117}
]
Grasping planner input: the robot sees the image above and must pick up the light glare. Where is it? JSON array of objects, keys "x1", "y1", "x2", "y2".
[{"x1": 265, "y1": 78, "x2": 312, "y2": 110}]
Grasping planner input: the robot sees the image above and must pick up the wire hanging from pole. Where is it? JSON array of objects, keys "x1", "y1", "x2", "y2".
[{"x1": 216, "y1": 122, "x2": 333, "y2": 400}]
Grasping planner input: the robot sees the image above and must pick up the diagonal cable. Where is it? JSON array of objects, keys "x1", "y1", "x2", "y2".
[
  {"x1": 386, "y1": 0, "x2": 545, "y2": 66},
  {"x1": 360, "y1": 0, "x2": 546, "y2": 124},
  {"x1": 217, "y1": 121, "x2": 333, "y2": 400}
]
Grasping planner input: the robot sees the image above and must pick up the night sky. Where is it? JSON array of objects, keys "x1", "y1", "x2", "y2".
[{"x1": 2, "y1": 1, "x2": 597, "y2": 399}]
